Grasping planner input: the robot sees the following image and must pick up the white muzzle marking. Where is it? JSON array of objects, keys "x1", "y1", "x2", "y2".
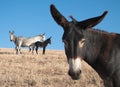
[{"x1": 68, "y1": 57, "x2": 82, "y2": 72}]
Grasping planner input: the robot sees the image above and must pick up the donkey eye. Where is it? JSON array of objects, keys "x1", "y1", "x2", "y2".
[
  {"x1": 79, "y1": 38, "x2": 85, "y2": 48},
  {"x1": 81, "y1": 39, "x2": 85, "y2": 43}
]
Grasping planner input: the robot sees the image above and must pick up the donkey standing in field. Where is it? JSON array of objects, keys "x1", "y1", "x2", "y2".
[
  {"x1": 31, "y1": 37, "x2": 51, "y2": 54},
  {"x1": 50, "y1": 4, "x2": 120, "y2": 87},
  {"x1": 9, "y1": 31, "x2": 45, "y2": 54}
]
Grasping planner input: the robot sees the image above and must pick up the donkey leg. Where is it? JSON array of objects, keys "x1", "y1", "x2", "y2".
[
  {"x1": 35, "y1": 47, "x2": 38, "y2": 54},
  {"x1": 32, "y1": 46, "x2": 35, "y2": 54},
  {"x1": 15, "y1": 47, "x2": 18, "y2": 54},
  {"x1": 19, "y1": 48, "x2": 22, "y2": 54},
  {"x1": 18, "y1": 46, "x2": 22, "y2": 54},
  {"x1": 17, "y1": 43, "x2": 22, "y2": 54},
  {"x1": 43, "y1": 47, "x2": 46, "y2": 55},
  {"x1": 29, "y1": 47, "x2": 31, "y2": 52}
]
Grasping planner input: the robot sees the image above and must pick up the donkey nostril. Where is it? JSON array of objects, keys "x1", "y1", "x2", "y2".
[
  {"x1": 68, "y1": 70, "x2": 71, "y2": 76},
  {"x1": 79, "y1": 70, "x2": 82, "y2": 74},
  {"x1": 68, "y1": 70, "x2": 75, "y2": 76},
  {"x1": 77, "y1": 70, "x2": 82, "y2": 76}
]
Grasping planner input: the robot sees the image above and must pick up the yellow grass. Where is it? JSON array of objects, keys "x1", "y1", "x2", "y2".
[{"x1": 0, "y1": 48, "x2": 104, "y2": 87}]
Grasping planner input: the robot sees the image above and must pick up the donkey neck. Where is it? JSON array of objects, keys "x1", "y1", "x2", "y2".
[
  {"x1": 83, "y1": 29, "x2": 116, "y2": 78},
  {"x1": 83, "y1": 29, "x2": 111, "y2": 66},
  {"x1": 12, "y1": 35, "x2": 17, "y2": 43},
  {"x1": 43, "y1": 39, "x2": 50, "y2": 46}
]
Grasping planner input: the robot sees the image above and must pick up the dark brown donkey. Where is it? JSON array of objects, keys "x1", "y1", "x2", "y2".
[
  {"x1": 50, "y1": 4, "x2": 120, "y2": 87},
  {"x1": 32, "y1": 37, "x2": 51, "y2": 54}
]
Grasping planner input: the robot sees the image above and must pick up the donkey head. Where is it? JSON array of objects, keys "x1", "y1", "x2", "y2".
[
  {"x1": 9, "y1": 31, "x2": 15, "y2": 42},
  {"x1": 40, "y1": 33, "x2": 46, "y2": 41},
  {"x1": 50, "y1": 4, "x2": 108, "y2": 80},
  {"x1": 48, "y1": 37, "x2": 52, "y2": 44}
]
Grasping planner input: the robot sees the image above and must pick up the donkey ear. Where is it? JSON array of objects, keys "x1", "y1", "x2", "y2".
[
  {"x1": 50, "y1": 4, "x2": 69, "y2": 29},
  {"x1": 9, "y1": 31, "x2": 14, "y2": 33},
  {"x1": 77, "y1": 11, "x2": 108, "y2": 29},
  {"x1": 43, "y1": 33, "x2": 45, "y2": 35}
]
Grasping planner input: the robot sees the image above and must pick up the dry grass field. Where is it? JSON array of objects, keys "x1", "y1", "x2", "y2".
[{"x1": 0, "y1": 48, "x2": 104, "y2": 87}]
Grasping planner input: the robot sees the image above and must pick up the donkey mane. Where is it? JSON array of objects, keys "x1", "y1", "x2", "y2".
[{"x1": 84, "y1": 28, "x2": 117, "y2": 41}]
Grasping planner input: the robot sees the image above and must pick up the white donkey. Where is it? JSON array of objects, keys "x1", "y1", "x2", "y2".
[{"x1": 9, "y1": 31, "x2": 45, "y2": 54}]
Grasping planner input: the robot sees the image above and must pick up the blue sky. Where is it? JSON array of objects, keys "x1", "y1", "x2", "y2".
[{"x1": 0, "y1": 0, "x2": 120, "y2": 50}]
